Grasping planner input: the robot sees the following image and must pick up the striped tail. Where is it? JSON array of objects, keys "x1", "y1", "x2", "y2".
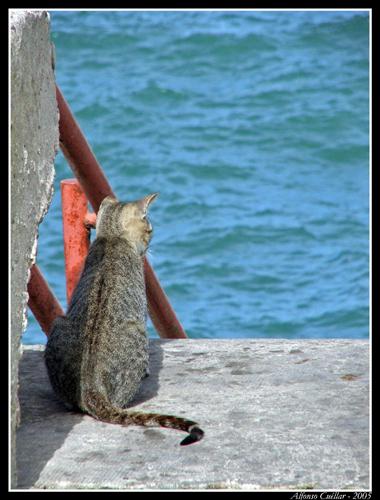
[
  {"x1": 125, "y1": 411, "x2": 204, "y2": 446},
  {"x1": 84, "y1": 397, "x2": 204, "y2": 446}
]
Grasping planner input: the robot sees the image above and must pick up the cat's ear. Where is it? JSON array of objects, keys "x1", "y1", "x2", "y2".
[
  {"x1": 99, "y1": 195, "x2": 118, "y2": 209},
  {"x1": 137, "y1": 193, "x2": 159, "y2": 214}
]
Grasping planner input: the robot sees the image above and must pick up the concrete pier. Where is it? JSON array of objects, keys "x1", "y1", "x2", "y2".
[
  {"x1": 10, "y1": 9, "x2": 59, "y2": 488},
  {"x1": 16, "y1": 339, "x2": 369, "y2": 491}
]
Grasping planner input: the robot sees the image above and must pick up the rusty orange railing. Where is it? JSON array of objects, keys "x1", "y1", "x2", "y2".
[
  {"x1": 28, "y1": 265, "x2": 64, "y2": 335},
  {"x1": 27, "y1": 85, "x2": 187, "y2": 339},
  {"x1": 61, "y1": 179, "x2": 92, "y2": 304}
]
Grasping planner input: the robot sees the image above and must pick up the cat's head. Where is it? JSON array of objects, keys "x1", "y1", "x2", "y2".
[{"x1": 96, "y1": 193, "x2": 158, "y2": 255}]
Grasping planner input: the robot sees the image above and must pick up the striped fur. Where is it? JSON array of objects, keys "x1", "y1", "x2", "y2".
[{"x1": 45, "y1": 194, "x2": 203, "y2": 446}]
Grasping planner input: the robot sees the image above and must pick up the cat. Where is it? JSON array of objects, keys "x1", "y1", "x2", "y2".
[{"x1": 44, "y1": 193, "x2": 203, "y2": 446}]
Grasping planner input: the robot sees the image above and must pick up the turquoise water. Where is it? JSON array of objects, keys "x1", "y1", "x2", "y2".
[{"x1": 23, "y1": 10, "x2": 369, "y2": 344}]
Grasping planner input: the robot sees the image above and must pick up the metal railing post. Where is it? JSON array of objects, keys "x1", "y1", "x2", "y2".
[
  {"x1": 26, "y1": 86, "x2": 188, "y2": 339},
  {"x1": 56, "y1": 85, "x2": 187, "y2": 339},
  {"x1": 61, "y1": 179, "x2": 91, "y2": 305},
  {"x1": 27, "y1": 265, "x2": 64, "y2": 335}
]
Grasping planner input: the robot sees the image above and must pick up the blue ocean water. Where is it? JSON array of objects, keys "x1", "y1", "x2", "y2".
[{"x1": 23, "y1": 10, "x2": 369, "y2": 344}]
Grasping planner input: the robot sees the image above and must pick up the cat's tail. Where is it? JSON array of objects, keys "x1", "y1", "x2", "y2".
[
  {"x1": 84, "y1": 395, "x2": 204, "y2": 445},
  {"x1": 122, "y1": 411, "x2": 204, "y2": 446}
]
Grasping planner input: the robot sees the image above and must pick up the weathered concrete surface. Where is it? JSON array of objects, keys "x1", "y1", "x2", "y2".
[
  {"x1": 10, "y1": 9, "x2": 59, "y2": 488},
  {"x1": 16, "y1": 340, "x2": 369, "y2": 491}
]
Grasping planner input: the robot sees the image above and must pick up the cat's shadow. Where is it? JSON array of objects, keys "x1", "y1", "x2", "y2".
[
  {"x1": 128, "y1": 339, "x2": 164, "y2": 407},
  {"x1": 16, "y1": 340, "x2": 164, "y2": 488}
]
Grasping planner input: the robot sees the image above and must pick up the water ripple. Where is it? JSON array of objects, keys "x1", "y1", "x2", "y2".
[{"x1": 24, "y1": 10, "x2": 369, "y2": 343}]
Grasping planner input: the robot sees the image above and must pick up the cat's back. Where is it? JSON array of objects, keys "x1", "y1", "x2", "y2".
[
  {"x1": 66, "y1": 237, "x2": 144, "y2": 319},
  {"x1": 86, "y1": 237, "x2": 146, "y2": 324},
  {"x1": 45, "y1": 194, "x2": 157, "y2": 410},
  {"x1": 79, "y1": 236, "x2": 148, "y2": 408}
]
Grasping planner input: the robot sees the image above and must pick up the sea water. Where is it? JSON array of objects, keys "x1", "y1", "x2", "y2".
[{"x1": 22, "y1": 10, "x2": 369, "y2": 344}]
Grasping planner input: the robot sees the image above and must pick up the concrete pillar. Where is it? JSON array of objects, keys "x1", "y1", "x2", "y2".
[{"x1": 10, "y1": 9, "x2": 59, "y2": 488}]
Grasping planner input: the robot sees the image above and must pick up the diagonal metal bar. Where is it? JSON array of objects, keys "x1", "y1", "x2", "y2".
[
  {"x1": 56, "y1": 85, "x2": 187, "y2": 338},
  {"x1": 27, "y1": 264, "x2": 64, "y2": 336}
]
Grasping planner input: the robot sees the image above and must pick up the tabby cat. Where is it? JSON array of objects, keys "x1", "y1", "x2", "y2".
[{"x1": 45, "y1": 193, "x2": 203, "y2": 446}]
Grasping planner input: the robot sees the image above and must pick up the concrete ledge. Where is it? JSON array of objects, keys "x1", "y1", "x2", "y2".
[
  {"x1": 16, "y1": 340, "x2": 369, "y2": 490},
  {"x1": 10, "y1": 8, "x2": 58, "y2": 488}
]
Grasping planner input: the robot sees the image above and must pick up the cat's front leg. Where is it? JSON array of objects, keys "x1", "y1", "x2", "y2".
[{"x1": 143, "y1": 366, "x2": 150, "y2": 378}]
